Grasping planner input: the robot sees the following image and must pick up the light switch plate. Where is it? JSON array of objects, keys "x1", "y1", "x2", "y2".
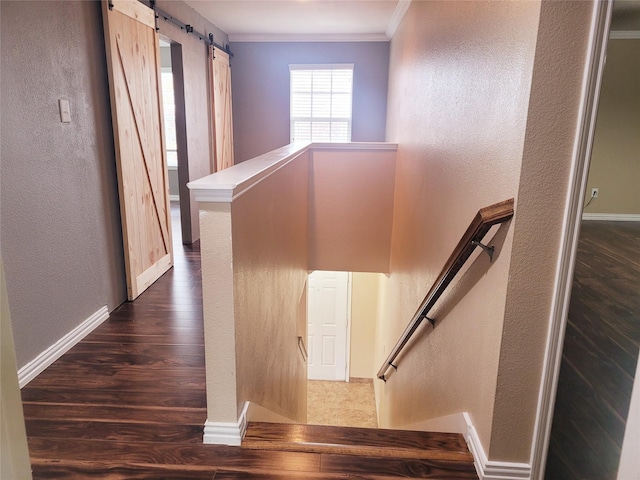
[{"x1": 59, "y1": 98, "x2": 71, "y2": 123}]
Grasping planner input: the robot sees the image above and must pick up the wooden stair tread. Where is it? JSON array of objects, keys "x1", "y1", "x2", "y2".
[
  {"x1": 213, "y1": 461, "x2": 477, "y2": 479},
  {"x1": 32, "y1": 459, "x2": 478, "y2": 480},
  {"x1": 243, "y1": 422, "x2": 473, "y2": 463}
]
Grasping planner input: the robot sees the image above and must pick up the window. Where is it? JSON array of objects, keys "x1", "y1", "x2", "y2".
[
  {"x1": 160, "y1": 68, "x2": 178, "y2": 168},
  {"x1": 290, "y1": 64, "x2": 354, "y2": 143}
]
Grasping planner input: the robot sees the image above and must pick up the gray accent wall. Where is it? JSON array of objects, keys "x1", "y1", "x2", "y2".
[
  {"x1": 0, "y1": 0, "x2": 126, "y2": 368},
  {"x1": 230, "y1": 42, "x2": 390, "y2": 163}
]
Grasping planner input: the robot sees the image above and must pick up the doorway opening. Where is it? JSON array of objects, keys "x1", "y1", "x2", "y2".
[
  {"x1": 158, "y1": 38, "x2": 190, "y2": 246},
  {"x1": 306, "y1": 270, "x2": 379, "y2": 428},
  {"x1": 544, "y1": 31, "x2": 640, "y2": 479}
]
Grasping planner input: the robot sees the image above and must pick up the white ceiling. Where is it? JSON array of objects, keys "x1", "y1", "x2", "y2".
[
  {"x1": 184, "y1": 0, "x2": 640, "y2": 42},
  {"x1": 184, "y1": 0, "x2": 403, "y2": 41}
]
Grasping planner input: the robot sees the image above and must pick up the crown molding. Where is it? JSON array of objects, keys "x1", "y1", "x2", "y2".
[
  {"x1": 229, "y1": 33, "x2": 389, "y2": 43},
  {"x1": 386, "y1": 0, "x2": 412, "y2": 38}
]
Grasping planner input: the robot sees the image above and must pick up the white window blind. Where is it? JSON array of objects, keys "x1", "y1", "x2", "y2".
[{"x1": 290, "y1": 64, "x2": 354, "y2": 143}]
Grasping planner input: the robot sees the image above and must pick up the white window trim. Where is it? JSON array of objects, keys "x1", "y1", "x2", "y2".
[
  {"x1": 160, "y1": 68, "x2": 178, "y2": 168},
  {"x1": 289, "y1": 63, "x2": 354, "y2": 71},
  {"x1": 289, "y1": 64, "x2": 354, "y2": 144}
]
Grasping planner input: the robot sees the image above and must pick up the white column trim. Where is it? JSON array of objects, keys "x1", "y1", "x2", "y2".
[
  {"x1": 203, "y1": 401, "x2": 249, "y2": 446},
  {"x1": 18, "y1": 306, "x2": 109, "y2": 388}
]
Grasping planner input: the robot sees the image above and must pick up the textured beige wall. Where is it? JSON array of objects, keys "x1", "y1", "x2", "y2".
[
  {"x1": 200, "y1": 153, "x2": 309, "y2": 423},
  {"x1": 585, "y1": 39, "x2": 640, "y2": 215},
  {"x1": 232, "y1": 152, "x2": 310, "y2": 421},
  {"x1": 381, "y1": 0, "x2": 540, "y2": 455},
  {"x1": 491, "y1": 0, "x2": 597, "y2": 461},
  {"x1": 350, "y1": 273, "x2": 380, "y2": 379},
  {"x1": 373, "y1": 273, "x2": 390, "y2": 422},
  {"x1": 381, "y1": 0, "x2": 597, "y2": 464},
  {"x1": 198, "y1": 145, "x2": 396, "y2": 423},
  {"x1": 309, "y1": 150, "x2": 396, "y2": 273}
]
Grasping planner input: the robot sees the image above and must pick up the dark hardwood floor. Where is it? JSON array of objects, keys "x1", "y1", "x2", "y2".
[
  {"x1": 545, "y1": 221, "x2": 640, "y2": 480},
  {"x1": 21, "y1": 204, "x2": 478, "y2": 479}
]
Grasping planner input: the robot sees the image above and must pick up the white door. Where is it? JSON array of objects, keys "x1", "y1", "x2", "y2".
[{"x1": 307, "y1": 271, "x2": 350, "y2": 381}]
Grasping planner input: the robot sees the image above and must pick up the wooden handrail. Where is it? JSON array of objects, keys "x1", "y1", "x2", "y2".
[{"x1": 377, "y1": 198, "x2": 515, "y2": 381}]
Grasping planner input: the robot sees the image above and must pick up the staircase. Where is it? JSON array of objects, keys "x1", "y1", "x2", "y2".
[{"x1": 239, "y1": 421, "x2": 479, "y2": 479}]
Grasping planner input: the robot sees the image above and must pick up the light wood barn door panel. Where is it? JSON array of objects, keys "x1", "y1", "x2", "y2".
[
  {"x1": 103, "y1": 0, "x2": 173, "y2": 300},
  {"x1": 210, "y1": 46, "x2": 234, "y2": 171}
]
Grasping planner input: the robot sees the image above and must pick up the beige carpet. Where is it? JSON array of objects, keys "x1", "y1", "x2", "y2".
[{"x1": 307, "y1": 378, "x2": 378, "y2": 428}]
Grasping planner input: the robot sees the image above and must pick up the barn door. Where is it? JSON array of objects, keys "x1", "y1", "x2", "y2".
[
  {"x1": 210, "y1": 46, "x2": 234, "y2": 171},
  {"x1": 102, "y1": 0, "x2": 173, "y2": 300}
]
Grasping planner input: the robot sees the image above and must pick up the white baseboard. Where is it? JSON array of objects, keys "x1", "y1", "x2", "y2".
[
  {"x1": 18, "y1": 306, "x2": 109, "y2": 388},
  {"x1": 203, "y1": 401, "x2": 249, "y2": 446},
  {"x1": 463, "y1": 413, "x2": 532, "y2": 480},
  {"x1": 169, "y1": 194, "x2": 179, "y2": 202},
  {"x1": 582, "y1": 213, "x2": 640, "y2": 221}
]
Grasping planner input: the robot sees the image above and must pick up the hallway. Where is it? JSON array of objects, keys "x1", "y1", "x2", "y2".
[{"x1": 21, "y1": 205, "x2": 210, "y2": 476}]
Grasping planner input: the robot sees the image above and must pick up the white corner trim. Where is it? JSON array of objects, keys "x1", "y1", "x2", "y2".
[
  {"x1": 203, "y1": 401, "x2": 249, "y2": 446},
  {"x1": 582, "y1": 213, "x2": 640, "y2": 221},
  {"x1": 464, "y1": 413, "x2": 532, "y2": 480},
  {"x1": 18, "y1": 306, "x2": 109, "y2": 388},
  {"x1": 386, "y1": 0, "x2": 412, "y2": 38},
  {"x1": 229, "y1": 33, "x2": 389, "y2": 43}
]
